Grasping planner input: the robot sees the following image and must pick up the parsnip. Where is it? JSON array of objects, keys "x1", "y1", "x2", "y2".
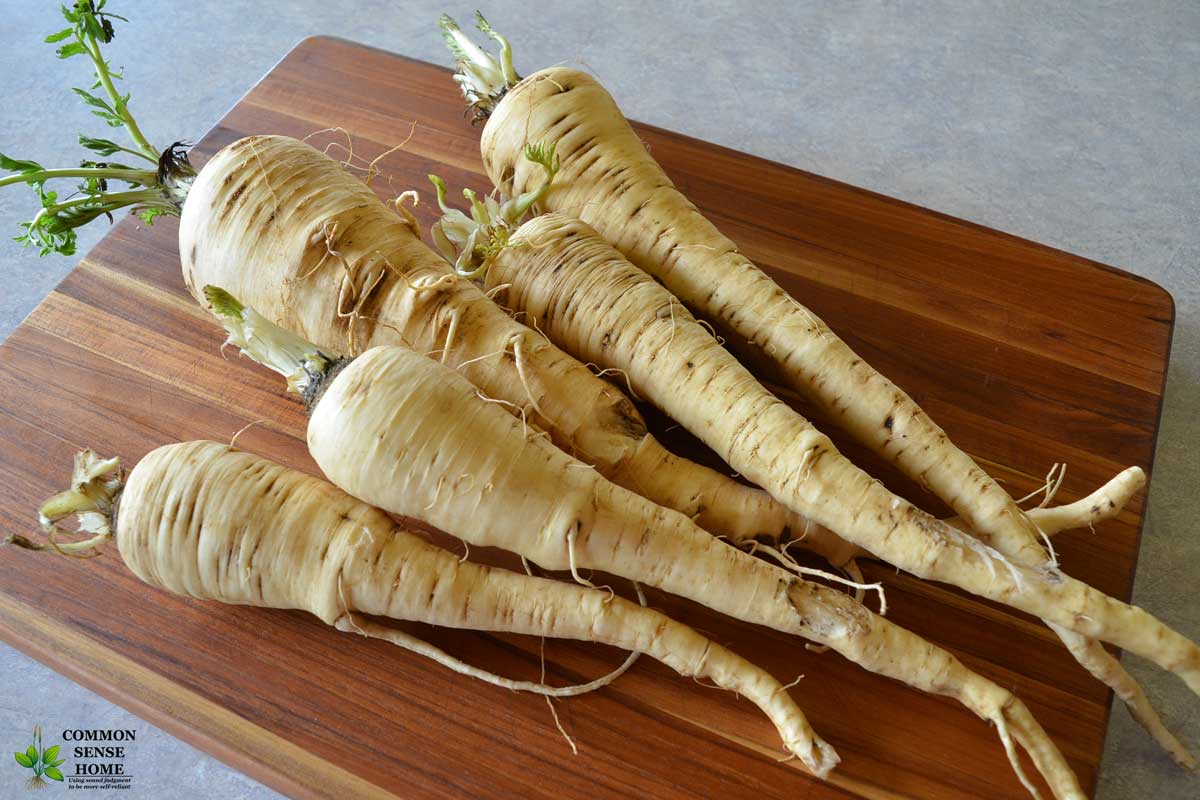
[
  {"x1": 204, "y1": 286, "x2": 1085, "y2": 799},
  {"x1": 11, "y1": 443, "x2": 833, "y2": 769},
  {"x1": 441, "y1": 14, "x2": 1194, "y2": 765},
  {"x1": 0, "y1": 4, "x2": 815, "y2": 558},
  {"x1": 180, "y1": 134, "x2": 811, "y2": 548},
  {"x1": 442, "y1": 209, "x2": 1199, "y2": 711},
  {"x1": 425, "y1": 200, "x2": 1196, "y2": 686}
]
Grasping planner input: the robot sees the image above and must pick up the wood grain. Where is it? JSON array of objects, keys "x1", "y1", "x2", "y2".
[{"x1": 0, "y1": 36, "x2": 1174, "y2": 799}]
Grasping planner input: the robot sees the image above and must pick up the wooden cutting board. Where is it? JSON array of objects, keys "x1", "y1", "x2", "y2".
[{"x1": 0, "y1": 36, "x2": 1174, "y2": 799}]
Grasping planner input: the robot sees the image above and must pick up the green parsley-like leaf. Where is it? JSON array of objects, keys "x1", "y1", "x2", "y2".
[
  {"x1": 71, "y1": 87, "x2": 124, "y2": 127},
  {"x1": 79, "y1": 135, "x2": 123, "y2": 156},
  {"x1": 72, "y1": 87, "x2": 116, "y2": 114},
  {"x1": 0, "y1": 152, "x2": 46, "y2": 175},
  {"x1": 137, "y1": 206, "x2": 166, "y2": 225},
  {"x1": 16, "y1": 218, "x2": 78, "y2": 257},
  {"x1": 56, "y1": 40, "x2": 88, "y2": 59}
]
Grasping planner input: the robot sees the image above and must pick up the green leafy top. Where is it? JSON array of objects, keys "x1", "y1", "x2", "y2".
[
  {"x1": 439, "y1": 11, "x2": 521, "y2": 122},
  {"x1": 428, "y1": 141, "x2": 559, "y2": 279},
  {"x1": 0, "y1": 2, "x2": 194, "y2": 256},
  {"x1": 48, "y1": 1, "x2": 147, "y2": 150}
]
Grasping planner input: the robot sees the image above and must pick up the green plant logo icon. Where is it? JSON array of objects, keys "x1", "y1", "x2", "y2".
[{"x1": 13, "y1": 725, "x2": 63, "y2": 789}]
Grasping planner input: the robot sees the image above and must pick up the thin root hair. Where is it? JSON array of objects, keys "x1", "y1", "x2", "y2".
[
  {"x1": 566, "y1": 528, "x2": 614, "y2": 602},
  {"x1": 475, "y1": 390, "x2": 529, "y2": 438},
  {"x1": 584, "y1": 363, "x2": 641, "y2": 401},
  {"x1": 752, "y1": 541, "x2": 887, "y2": 615},
  {"x1": 227, "y1": 418, "x2": 270, "y2": 452}
]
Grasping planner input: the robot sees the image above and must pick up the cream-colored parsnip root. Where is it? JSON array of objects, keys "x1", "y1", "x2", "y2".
[
  {"x1": 0, "y1": 61, "x2": 812, "y2": 554},
  {"x1": 797, "y1": 465, "x2": 1150, "y2": 567},
  {"x1": 205, "y1": 287, "x2": 1085, "y2": 800},
  {"x1": 428, "y1": 159, "x2": 1149, "y2": 577},
  {"x1": 439, "y1": 14, "x2": 1194, "y2": 766},
  {"x1": 429, "y1": 207, "x2": 1200, "y2": 713},
  {"x1": 11, "y1": 444, "x2": 835, "y2": 772},
  {"x1": 0, "y1": 8, "x2": 809, "y2": 560},
  {"x1": 176, "y1": 134, "x2": 819, "y2": 549}
]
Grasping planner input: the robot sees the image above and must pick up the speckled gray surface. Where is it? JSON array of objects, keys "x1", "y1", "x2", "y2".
[{"x1": 1, "y1": 1, "x2": 1196, "y2": 797}]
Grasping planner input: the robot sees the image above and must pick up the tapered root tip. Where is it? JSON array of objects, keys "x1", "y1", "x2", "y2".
[
  {"x1": 1000, "y1": 699, "x2": 1087, "y2": 800},
  {"x1": 803, "y1": 737, "x2": 841, "y2": 779},
  {"x1": 1107, "y1": 465, "x2": 1146, "y2": 505},
  {"x1": 781, "y1": 730, "x2": 839, "y2": 779},
  {"x1": 1171, "y1": 745, "x2": 1198, "y2": 772},
  {"x1": 3, "y1": 533, "x2": 41, "y2": 550}
]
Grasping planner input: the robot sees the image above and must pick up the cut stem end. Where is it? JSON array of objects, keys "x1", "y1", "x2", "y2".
[
  {"x1": 439, "y1": 12, "x2": 522, "y2": 122},
  {"x1": 7, "y1": 449, "x2": 124, "y2": 557},
  {"x1": 203, "y1": 285, "x2": 341, "y2": 407}
]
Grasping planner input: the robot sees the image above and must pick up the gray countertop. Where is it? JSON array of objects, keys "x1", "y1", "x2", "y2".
[{"x1": 1, "y1": 1, "x2": 1196, "y2": 797}]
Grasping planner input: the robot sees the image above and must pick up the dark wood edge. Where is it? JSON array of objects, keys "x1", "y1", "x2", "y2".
[
  {"x1": 1087, "y1": 309, "x2": 1176, "y2": 764},
  {"x1": 1120, "y1": 278, "x2": 1177, "y2": 590},
  {"x1": 0, "y1": 593, "x2": 391, "y2": 800}
]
